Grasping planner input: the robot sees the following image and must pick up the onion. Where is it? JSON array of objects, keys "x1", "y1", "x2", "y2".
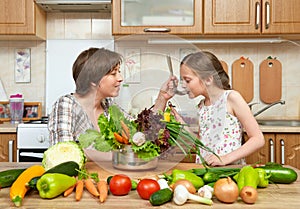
[
  {"x1": 214, "y1": 177, "x2": 239, "y2": 203},
  {"x1": 171, "y1": 179, "x2": 197, "y2": 194},
  {"x1": 240, "y1": 186, "x2": 258, "y2": 204}
]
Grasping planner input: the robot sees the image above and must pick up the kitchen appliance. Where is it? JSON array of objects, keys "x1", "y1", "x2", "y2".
[
  {"x1": 17, "y1": 118, "x2": 50, "y2": 162},
  {"x1": 35, "y1": 0, "x2": 111, "y2": 12}
]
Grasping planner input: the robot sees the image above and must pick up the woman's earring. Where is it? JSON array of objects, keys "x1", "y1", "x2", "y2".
[{"x1": 91, "y1": 82, "x2": 97, "y2": 87}]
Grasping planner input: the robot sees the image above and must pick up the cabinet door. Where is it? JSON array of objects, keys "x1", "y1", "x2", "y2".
[
  {"x1": 275, "y1": 134, "x2": 300, "y2": 169},
  {"x1": 112, "y1": 0, "x2": 202, "y2": 35},
  {"x1": 0, "y1": 133, "x2": 17, "y2": 162},
  {"x1": 262, "y1": 0, "x2": 300, "y2": 34},
  {"x1": 204, "y1": 0, "x2": 261, "y2": 34},
  {"x1": 245, "y1": 133, "x2": 275, "y2": 164}
]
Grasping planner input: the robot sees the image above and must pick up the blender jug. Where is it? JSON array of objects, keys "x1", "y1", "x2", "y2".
[{"x1": 9, "y1": 94, "x2": 24, "y2": 124}]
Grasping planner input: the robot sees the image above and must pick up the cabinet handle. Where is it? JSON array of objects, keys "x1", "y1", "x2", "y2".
[
  {"x1": 255, "y1": 1, "x2": 260, "y2": 30},
  {"x1": 8, "y1": 140, "x2": 14, "y2": 162},
  {"x1": 269, "y1": 138, "x2": 274, "y2": 162},
  {"x1": 280, "y1": 139, "x2": 285, "y2": 165},
  {"x1": 143, "y1": 28, "x2": 171, "y2": 32},
  {"x1": 265, "y1": 1, "x2": 270, "y2": 29}
]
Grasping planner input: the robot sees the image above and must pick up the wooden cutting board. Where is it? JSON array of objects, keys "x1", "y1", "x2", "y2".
[
  {"x1": 259, "y1": 58, "x2": 282, "y2": 104},
  {"x1": 231, "y1": 57, "x2": 254, "y2": 103},
  {"x1": 220, "y1": 60, "x2": 228, "y2": 74}
]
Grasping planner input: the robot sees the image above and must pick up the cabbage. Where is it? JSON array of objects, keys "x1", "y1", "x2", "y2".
[{"x1": 42, "y1": 141, "x2": 86, "y2": 170}]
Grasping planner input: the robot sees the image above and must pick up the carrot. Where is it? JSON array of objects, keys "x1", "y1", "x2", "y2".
[
  {"x1": 114, "y1": 132, "x2": 124, "y2": 143},
  {"x1": 120, "y1": 120, "x2": 130, "y2": 138},
  {"x1": 85, "y1": 178, "x2": 99, "y2": 197},
  {"x1": 97, "y1": 180, "x2": 108, "y2": 203},
  {"x1": 121, "y1": 130, "x2": 129, "y2": 144},
  {"x1": 75, "y1": 179, "x2": 84, "y2": 201},
  {"x1": 64, "y1": 183, "x2": 76, "y2": 197}
]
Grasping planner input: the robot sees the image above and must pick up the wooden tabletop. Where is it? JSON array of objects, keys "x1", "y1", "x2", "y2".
[{"x1": 0, "y1": 162, "x2": 299, "y2": 208}]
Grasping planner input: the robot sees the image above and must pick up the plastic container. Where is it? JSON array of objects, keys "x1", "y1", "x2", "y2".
[{"x1": 9, "y1": 94, "x2": 24, "y2": 124}]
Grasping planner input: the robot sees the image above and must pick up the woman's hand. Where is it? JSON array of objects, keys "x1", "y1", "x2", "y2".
[{"x1": 205, "y1": 154, "x2": 229, "y2": 166}]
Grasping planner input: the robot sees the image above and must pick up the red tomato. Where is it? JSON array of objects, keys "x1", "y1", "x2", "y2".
[
  {"x1": 136, "y1": 179, "x2": 160, "y2": 200},
  {"x1": 109, "y1": 174, "x2": 132, "y2": 196}
]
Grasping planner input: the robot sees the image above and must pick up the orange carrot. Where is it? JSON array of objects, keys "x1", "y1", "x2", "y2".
[
  {"x1": 121, "y1": 130, "x2": 129, "y2": 144},
  {"x1": 114, "y1": 132, "x2": 124, "y2": 143},
  {"x1": 97, "y1": 180, "x2": 108, "y2": 203},
  {"x1": 120, "y1": 121, "x2": 130, "y2": 138},
  {"x1": 63, "y1": 183, "x2": 76, "y2": 197},
  {"x1": 75, "y1": 179, "x2": 84, "y2": 201},
  {"x1": 85, "y1": 178, "x2": 99, "y2": 197}
]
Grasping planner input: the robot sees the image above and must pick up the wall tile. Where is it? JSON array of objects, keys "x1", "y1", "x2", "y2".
[
  {"x1": 65, "y1": 13, "x2": 92, "y2": 39},
  {"x1": 47, "y1": 13, "x2": 65, "y2": 39}
]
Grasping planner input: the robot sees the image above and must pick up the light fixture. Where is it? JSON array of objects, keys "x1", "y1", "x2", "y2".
[{"x1": 148, "y1": 37, "x2": 286, "y2": 44}]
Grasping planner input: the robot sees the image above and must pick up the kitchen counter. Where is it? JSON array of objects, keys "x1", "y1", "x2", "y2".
[
  {"x1": 0, "y1": 162, "x2": 299, "y2": 208},
  {"x1": 0, "y1": 123, "x2": 17, "y2": 133}
]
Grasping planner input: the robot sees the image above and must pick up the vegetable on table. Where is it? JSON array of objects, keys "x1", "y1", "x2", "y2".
[
  {"x1": 10, "y1": 165, "x2": 45, "y2": 207},
  {"x1": 0, "y1": 168, "x2": 25, "y2": 188},
  {"x1": 42, "y1": 141, "x2": 86, "y2": 171},
  {"x1": 170, "y1": 179, "x2": 196, "y2": 194},
  {"x1": 97, "y1": 180, "x2": 109, "y2": 203},
  {"x1": 109, "y1": 174, "x2": 132, "y2": 196},
  {"x1": 255, "y1": 168, "x2": 270, "y2": 188},
  {"x1": 75, "y1": 179, "x2": 84, "y2": 201},
  {"x1": 136, "y1": 179, "x2": 160, "y2": 200},
  {"x1": 63, "y1": 183, "x2": 76, "y2": 197},
  {"x1": 257, "y1": 163, "x2": 298, "y2": 184},
  {"x1": 37, "y1": 173, "x2": 76, "y2": 199},
  {"x1": 149, "y1": 188, "x2": 173, "y2": 206},
  {"x1": 198, "y1": 185, "x2": 214, "y2": 199},
  {"x1": 240, "y1": 186, "x2": 258, "y2": 204},
  {"x1": 168, "y1": 169, "x2": 204, "y2": 190},
  {"x1": 213, "y1": 177, "x2": 239, "y2": 204},
  {"x1": 85, "y1": 178, "x2": 99, "y2": 197},
  {"x1": 235, "y1": 165, "x2": 259, "y2": 191},
  {"x1": 173, "y1": 184, "x2": 213, "y2": 206}
]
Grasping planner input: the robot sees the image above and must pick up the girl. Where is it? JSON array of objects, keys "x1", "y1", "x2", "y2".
[{"x1": 156, "y1": 51, "x2": 264, "y2": 166}]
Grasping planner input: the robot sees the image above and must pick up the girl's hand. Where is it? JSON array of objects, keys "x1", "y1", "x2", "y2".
[
  {"x1": 205, "y1": 154, "x2": 228, "y2": 166},
  {"x1": 159, "y1": 76, "x2": 178, "y2": 100},
  {"x1": 170, "y1": 106, "x2": 185, "y2": 124}
]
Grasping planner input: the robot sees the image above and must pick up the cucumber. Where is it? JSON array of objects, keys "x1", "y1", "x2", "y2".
[
  {"x1": 27, "y1": 161, "x2": 79, "y2": 189},
  {"x1": 0, "y1": 168, "x2": 25, "y2": 188},
  {"x1": 149, "y1": 188, "x2": 173, "y2": 206},
  {"x1": 260, "y1": 166, "x2": 298, "y2": 184}
]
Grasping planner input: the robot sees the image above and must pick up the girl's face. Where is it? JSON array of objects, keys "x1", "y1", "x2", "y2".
[
  {"x1": 180, "y1": 64, "x2": 207, "y2": 98},
  {"x1": 98, "y1": 64, "x2": 123, "y2": 98}
]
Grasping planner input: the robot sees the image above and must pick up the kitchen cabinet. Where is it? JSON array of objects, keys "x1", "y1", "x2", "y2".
[
  {"x1": 245, "y1": 133, "x2": 300, "y2": 169},
  {"x1": 0, "y1": 0, "x2": 46, "y2": 40},
  {"x1": 204, "y1": 0, "x2": 300, "y2": 35},
  {"x1": 112, "y1": 0, "x2": 202, "y2": 35},
  {"x1": 0, "y1": 133, "x2": 17, "y2": 162}
]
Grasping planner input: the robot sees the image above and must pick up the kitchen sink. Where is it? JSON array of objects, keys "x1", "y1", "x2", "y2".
[{"x1": 257, "y1": 120, "x2": 300, "y2": 127}]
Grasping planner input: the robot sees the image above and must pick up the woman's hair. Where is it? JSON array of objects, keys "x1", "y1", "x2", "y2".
[
  {"x1": 181, "y1": 51, "x2": 231, "y2": 90},
  {"x1": 72, "y1": 47, "x2": 122, "y2": 95}
]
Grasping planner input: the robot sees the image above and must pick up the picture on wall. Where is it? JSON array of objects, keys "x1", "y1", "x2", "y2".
[
  {"x1": 15, "y1": 48, "x2": 31, "y2": 83},
  {"x1": 124, "y1": 48, "x2": 141, "y2": 83}
]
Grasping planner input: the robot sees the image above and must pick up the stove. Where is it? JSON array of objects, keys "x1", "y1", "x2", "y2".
[{"x1": 17, "y1": 117, "x2": 50, "y2": 162}]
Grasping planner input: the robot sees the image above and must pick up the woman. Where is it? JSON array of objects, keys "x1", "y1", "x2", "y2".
[
  {"x1": 48, "y1": 47, "x2": 123, "y2": 145},
  {"x1": 155, "y1": 51, "x2": 265, "y2": 166}
]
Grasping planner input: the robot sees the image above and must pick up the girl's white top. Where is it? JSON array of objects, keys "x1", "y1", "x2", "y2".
[{"x1": 196, "y1": 90, "x2": 245, "y2": 165}]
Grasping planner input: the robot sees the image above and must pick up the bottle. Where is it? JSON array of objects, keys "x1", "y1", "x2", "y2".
[{"x1": 9, "y1": 94, "x2": 24, "y2": 124}]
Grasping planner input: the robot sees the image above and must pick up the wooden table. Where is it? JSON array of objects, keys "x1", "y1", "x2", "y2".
[{"x1": 0, "y1": 162, "x2": 299, "y2": 208}]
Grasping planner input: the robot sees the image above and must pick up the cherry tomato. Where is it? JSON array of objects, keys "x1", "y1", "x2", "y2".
[
  {"x1": 136, "y1": 179, "x2": 160, "y2": 200},
  {"x1": 109, "y1": 174, "x2": 132, "y2": 196}
]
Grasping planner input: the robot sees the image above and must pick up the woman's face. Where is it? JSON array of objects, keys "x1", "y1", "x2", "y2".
[
  {"x1": 180, "y1": 64, "x2": 207, "y2": 98},
  {"x1": 98, "y1": 64, "x2": 123, "y2": 98}
]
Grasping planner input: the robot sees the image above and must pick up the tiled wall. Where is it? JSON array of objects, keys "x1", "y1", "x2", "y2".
[{"x1": 0, "y1": 13, "x2": 299, "y2": 119}]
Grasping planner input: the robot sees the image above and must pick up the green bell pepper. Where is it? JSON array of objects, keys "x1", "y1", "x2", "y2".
[
  {"x1": 171, "y1": 169, "x2": 204, "y2": 189},
  {"x1": 37, "y1": 173, "x2": 76, "y2": 199},
  {"x1": 255, "y1": 168, "x2": 270, "y2": 188},
  {"x1": 237, "y1": 165, "x2": 259, "y2": 191}
]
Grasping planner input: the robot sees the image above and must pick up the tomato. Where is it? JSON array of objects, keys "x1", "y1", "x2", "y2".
[
  {"x1": 109, "y1": 174, "x2": 132, "y2": 196},
  {"x1": 137, "y1": 179, "x2": 160, "y2": 200}
]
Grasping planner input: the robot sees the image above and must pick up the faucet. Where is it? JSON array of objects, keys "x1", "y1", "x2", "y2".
[
  {"x1": 248, "y1": 102, "x2": 259, "y2": 110},
  {"x1": 253, "y1": 100, "x2": 285, "y2": 117}
]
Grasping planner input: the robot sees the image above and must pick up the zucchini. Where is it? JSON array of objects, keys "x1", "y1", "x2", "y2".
[
  {"x1": 260, "y1": 166, "x2": 298, "y2": 184},
  {"x1": 149, "y1": 188, "x2": 173, "y2": 206},
  {"x1": 27, "y1": 161, "x2": 79, "y2": 189},
  {"x1": 0, "y1": 168, "x2": 25, "y2": 188}
]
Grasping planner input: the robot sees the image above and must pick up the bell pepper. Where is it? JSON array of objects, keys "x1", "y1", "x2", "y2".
[
  {"x1": 236, "y1": 165, "x2": 259, "y2": 191},
  {"x1": 37, "y1": 173, "x2": 76, "y2": 199},
  {"x1": 255, "y1": 168, "x2": 271, "y2": 188},
  {"x1": 170, "y1": 169, "x2": 204, "y2": 189}
]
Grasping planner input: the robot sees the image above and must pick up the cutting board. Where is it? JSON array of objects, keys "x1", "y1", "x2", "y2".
[
  {"x1": 220, "y1": 60, "x2": 228, "y2": 74},
  {"x1": 231, "y1": 57, "x2": 254, "y2": 103},
  {"x1": 259, "y1": 58, "x2": 282, "y2": 104}
]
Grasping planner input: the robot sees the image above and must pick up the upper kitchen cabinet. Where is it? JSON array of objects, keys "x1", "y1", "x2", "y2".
[
  {"x1": 112, "y1": 0, "x2": 202, "y2": 36},
  {"x1": 0, "y1": 0, "x2": 46, "y2": 40},
  {"x1": 204, "y1": 0, "x2": 300, "y2": 35}
]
